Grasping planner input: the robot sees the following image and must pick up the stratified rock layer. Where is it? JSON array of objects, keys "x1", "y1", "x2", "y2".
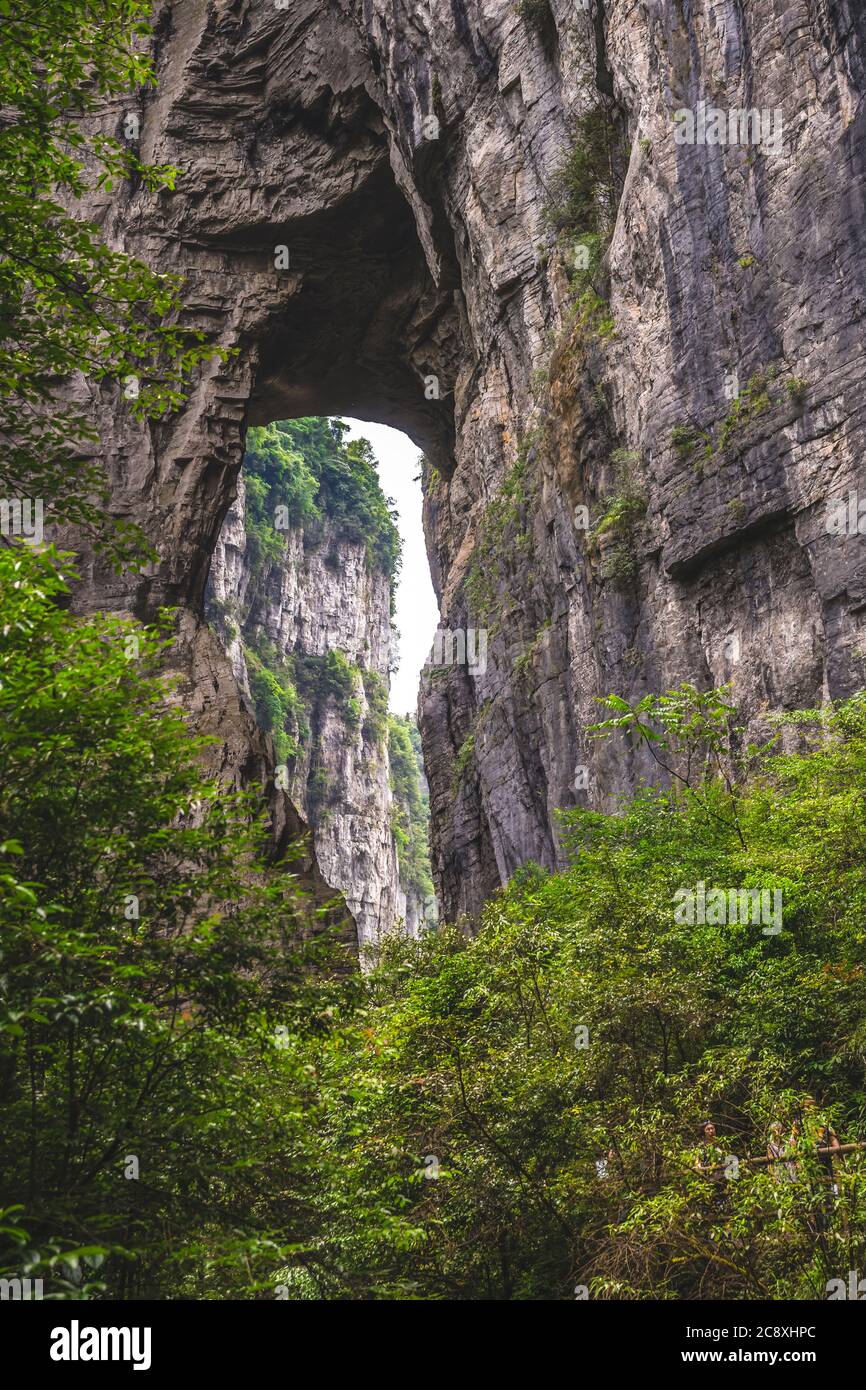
[
  {"x1": 206, "y1": 467, "x2": 425, "y2": 947},
  {"x1": 74, "y1": 0, "x2": 866, "y2": 926}
]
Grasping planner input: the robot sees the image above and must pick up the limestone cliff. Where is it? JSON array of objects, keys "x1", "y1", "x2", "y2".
[
  {"x1": 71, "y1": 0, "x2": 866, "y2": 929},
  {"x1": 205, "y1": 419, "x2": 431, "y2": 946}
]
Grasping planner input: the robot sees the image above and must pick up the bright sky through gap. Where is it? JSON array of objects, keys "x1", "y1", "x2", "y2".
[{"x1": 343, "y1": 419, "x2": 440, "y2": 715}]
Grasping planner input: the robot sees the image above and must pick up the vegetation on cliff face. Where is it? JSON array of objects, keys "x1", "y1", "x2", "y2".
[
  {"x1": 244, "y1": 636, "x2": 307, "y2": 765},
  {"x1": 545, "y1": 105, "x2": 626, "y2": 245},
  {"x1": 221, "y1": 418, "x2": 434, "y2": 933},
  {"x1": 388, "y1": 714, "x2": 435, "y2": 908},
  {"x1": 464, "y1": 443, "x2": 533, "y2": 626},
  {"x1": 224, "y1": 419, "x2": 402, "y2": 774},
  {"x1": 590, "y1": 449, "x2": 648, "y2": 585},
  {"x1": 242, "y1": 635, "x2": 375, "y2": 768},
  {"x1": 242, "y1": 418, "x2": 401, "y2": 591}
]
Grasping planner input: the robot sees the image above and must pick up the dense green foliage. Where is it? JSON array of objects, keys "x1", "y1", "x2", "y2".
[
  {"x1": 4, "y1": 543, "x2": 866, "y2": 1300},
  {"x1": 0, "y1": 545, "x2": 354, "y2": 1297},
  {"x1": 388, "y1": 715, "x2": 435, "y2": 908},
  {"x1": 5, "y1": 8, "x2": 863, "y2": 1307},
  {"x1": 242, "y1": 418, "x2": 401, "y2": 586},
  {"x1": 275, "y1": 687, "x2": 866, "y2": 1299},
  {"x1": 0, "y1": 0, "x2": 222, "y2": 565},
  {"x1": 245, "y1": 638, "x2": 307, "y2": 765}
]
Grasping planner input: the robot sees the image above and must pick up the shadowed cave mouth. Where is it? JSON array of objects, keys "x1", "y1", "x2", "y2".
[{"x1": 204, "y1": 415, "x2": 440, "y2": 943}]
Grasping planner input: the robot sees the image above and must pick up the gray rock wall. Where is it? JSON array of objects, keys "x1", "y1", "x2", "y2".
[
  {"x1": 71, "y1": 0, "x2": 866, "y2": 926},
  {"x1": 206, "y1": 469, "x2": 424, "y2": 947}
]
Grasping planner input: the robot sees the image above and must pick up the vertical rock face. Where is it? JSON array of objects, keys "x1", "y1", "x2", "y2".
[
  {"x1": 205, "y1": 442, "x2": 428, "y2": 948},
  {"x1": 75, "y1": 0, "x2": 866, "y2": 927}
]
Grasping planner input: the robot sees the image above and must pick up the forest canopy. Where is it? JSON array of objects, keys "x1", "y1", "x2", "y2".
[{"x1": 3, "y1": 565, "x2": 865, "y2": 1300}]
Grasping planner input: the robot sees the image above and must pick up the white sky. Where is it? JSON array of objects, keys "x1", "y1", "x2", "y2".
[{"x1": 343, "y1": 419, "x2": 440, "y2": 715}]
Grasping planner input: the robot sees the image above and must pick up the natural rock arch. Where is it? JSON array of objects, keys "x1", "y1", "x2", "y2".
[{"x1": 71, "y1": 0, "x2": 866, "y2": 927}]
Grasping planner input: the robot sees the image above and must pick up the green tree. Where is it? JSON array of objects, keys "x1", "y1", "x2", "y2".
[
  {"x1": 0, "y1": 544, "x2": 352, "y2": 1298},
  {"x1": 284, "y1": 686, "x2": 866, "y2": 1299},
  {"x1": 0, "y1": 1, "x2": 223, "y2": 564}
]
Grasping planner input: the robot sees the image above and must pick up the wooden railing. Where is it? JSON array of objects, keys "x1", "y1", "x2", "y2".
[{"x1": 698, "y1": 1142, "x2": 866, "y2": 1174}]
